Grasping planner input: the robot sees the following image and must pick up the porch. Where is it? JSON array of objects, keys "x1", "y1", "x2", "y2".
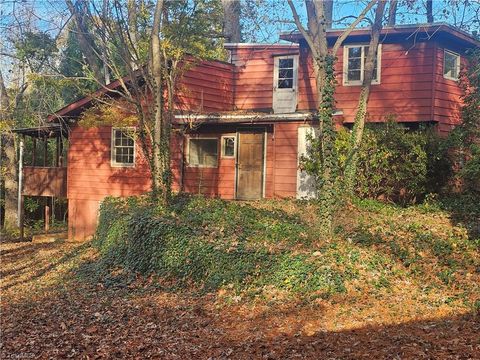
[{"x1": 12, "y1": 124, "x2": 68, "y2": 239}]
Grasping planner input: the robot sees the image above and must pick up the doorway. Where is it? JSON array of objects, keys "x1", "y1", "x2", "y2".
[{"x1": 236, "y1": 130, "x2": 265, "y2": 200}]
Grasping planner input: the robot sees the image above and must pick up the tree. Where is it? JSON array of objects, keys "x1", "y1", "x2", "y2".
[
  {"x1": 287, "y1": 0, "x2": 377, "y2": 236},
  {"x1": 426, "y1": 0, "x2": 434, "y2": 23},
  {"x1": 343, "y1": 0, "x2": 388, "y2": 194},
  {"x1": 65, "y1": 0, "x2": 223, "y2": 205},
  {"x1": 222, "y1": 0, "x2": 241, "y2": 42}
]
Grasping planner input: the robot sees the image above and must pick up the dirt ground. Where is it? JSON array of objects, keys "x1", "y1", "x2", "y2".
[{"x1": 1, "y1": 238, "x2": 479, "y2": 359}]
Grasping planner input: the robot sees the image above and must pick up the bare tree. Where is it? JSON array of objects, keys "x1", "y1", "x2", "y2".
[{"x1": 287, "y1": 0, "x2": 377, "y2": 235}]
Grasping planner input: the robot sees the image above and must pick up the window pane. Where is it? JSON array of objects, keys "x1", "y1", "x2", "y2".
[
  {"x1": 223, "y1": 137, "x2": 235, "y2": 157},
  {"x1": 348, "y1": 58, "x2": 361, "y2": 70},
  {"x1": 348, "y1": 47, "x2": 362, "y2": 58},
  {"x1": 348, "y1": 70, "x2": 361, "y2": 82},
  {"x1": 444, "y1": 51, "x2": 459, "y2": 79},
  {"x1": 279, "y1": 68, "x2": 293, "y2": 79},
  {"x1": 278, "y1": 78, "x2": 293, "y2": 88},
  {"x1": 189, "y1": 139, "x2": 218, "y2": 166},
  {"x1": 279, "y1": 58, "x2": 293, "y2": 68}
]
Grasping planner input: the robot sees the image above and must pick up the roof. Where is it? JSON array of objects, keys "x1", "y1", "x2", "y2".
[{"x1": 280, "y1": 22, "x2": 480, "y2": 48}]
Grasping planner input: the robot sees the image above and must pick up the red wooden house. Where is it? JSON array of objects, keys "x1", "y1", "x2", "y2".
[{"x1": 14, "y1": 23, "x2": 479, "y2": 240}]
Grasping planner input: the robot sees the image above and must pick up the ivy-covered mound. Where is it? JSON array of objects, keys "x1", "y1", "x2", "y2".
[
  {"x1": 93, "y1": 194, "x2": 479, "y2": 307},
  {"x1": 94, "y1": 195, "x2": 346, "y2": 299}
]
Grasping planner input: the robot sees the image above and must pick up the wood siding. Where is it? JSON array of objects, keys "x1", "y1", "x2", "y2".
[
  {"x1": 67, "y1": 126, "x2": 151, "y2": 240},
  {"x1": 231, "y1": 42, "x2": 437, "y2": 123},
  {"x1": 176, "y1": 60, "x2": 234, "y2": 112},
  {"x1": 432, "y1": 43, "x2": 465, "y2": 135},
  {"x1": 22, "y1": 167, "x2": 67, "y2": 197},
  {"x1": 231, "y1": 45, "x2": 299, "y2": 111}
]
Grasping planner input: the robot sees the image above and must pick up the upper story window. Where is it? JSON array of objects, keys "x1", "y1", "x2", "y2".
[
  {"x1": 443, "y1": 50, "x2": 460, "y2": 81},
  {"x1": 343, "y1": 44, "x2": 381, "y2": 86},
  {"x1": 277, "y1": 58, "x2": 295, "y2": 88},
  {"x1": 188, "y1": 137, "x2": 218, "y2": 167},
  {"x1": 111, "y1": 128, "x2": 135, "y2": 167},
  {"x1": 221, "y1": 135, "x2": 236, "y2": 158}
]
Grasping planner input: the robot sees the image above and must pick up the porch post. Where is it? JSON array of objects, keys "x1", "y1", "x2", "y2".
[{"x1": 17, "y1": 138, "x2": 24, "y2": 240}]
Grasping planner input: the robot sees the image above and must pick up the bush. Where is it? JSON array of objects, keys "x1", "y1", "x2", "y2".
[
  {"x1": 93, "y1": 195, "x2": 346, "y2": 297},
  {"x1": 336, "y1": 122, "x2": 443, "y2": 205}
]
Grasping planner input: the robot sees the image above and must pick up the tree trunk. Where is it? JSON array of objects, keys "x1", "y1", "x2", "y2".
[
  {"x1": 222, "y1": 0, "x2": 241, "y2": 42},
  {"x1": 150, "y1": 0, "x2": 165, "y2": 201},
  {"x1": 324, "y1": 0, "x2": 334, "y2": 29},
  {"x1": 388, "y1": 0, "x2": 397, "y2": 26},
  {"x1": 343, "y1": 0, "x2": 387, "y2": 194},
  {"x1": 0, "y1": 71, "x2": 18, "y2": 230},
  {"x1": 66, "y1": 0, "x2": 105, "y2": 84},
  {"x1": 426, "y1": 0, "x2": 434, "y2": 23}
]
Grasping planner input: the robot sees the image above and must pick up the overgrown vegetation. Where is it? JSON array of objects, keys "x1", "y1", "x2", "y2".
[
  {"x1": 334, "y1": 121, "x2": 449, "y2": 205},
  {"x1": 90, "y1": 194, "x2": 479, "y2": 308}
]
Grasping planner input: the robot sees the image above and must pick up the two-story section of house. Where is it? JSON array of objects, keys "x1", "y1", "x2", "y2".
[{"x1": 14, "y1": 23, "x2": 479, "y2": 240}]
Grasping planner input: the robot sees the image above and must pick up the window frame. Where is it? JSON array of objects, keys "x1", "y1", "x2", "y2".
[
  {"x1": 221, "y1": 135, "x2": 236, "y2": 159},
  {"x1": 186, "y1": 136, "x2": 219, "y2": 168},
  {"x1": 343, "y1": 44, "x2": 382, "y2": 86},
  {"x1": 273, "y1": 55, "x2": 299, "y2": 91},
  {"x1": 111, "y1": 127, "x2": 136, "y2": 168},
  {"x1": 443, "y1": 49, "x2": 461, "y2": 81}
]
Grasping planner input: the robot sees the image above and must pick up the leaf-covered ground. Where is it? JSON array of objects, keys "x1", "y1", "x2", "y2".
[{"x1": 1, "y1": 198, "x2": 479, "y2": 359}]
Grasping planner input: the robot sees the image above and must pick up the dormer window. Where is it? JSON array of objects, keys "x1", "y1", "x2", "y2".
[
  {"x1": 343, "y1": 45, "x2": 381, "y2": 86},
  {"x1": 443, "y1": 50, "x2": 460, "y2": 81}
]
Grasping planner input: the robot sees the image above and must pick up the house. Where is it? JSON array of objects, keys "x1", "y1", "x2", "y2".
[{"x1": 13, "y1": 23, "x2": 479, "y2": 240}]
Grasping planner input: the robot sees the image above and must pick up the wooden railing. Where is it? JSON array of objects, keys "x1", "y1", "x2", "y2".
[{"x1": 22, "y1": 166, "x2": 67, "y2": 197}]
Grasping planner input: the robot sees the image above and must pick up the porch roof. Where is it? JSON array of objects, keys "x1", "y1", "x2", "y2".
[{"x1": 12, "y1": 124, "x2": 68, "y2": 138}]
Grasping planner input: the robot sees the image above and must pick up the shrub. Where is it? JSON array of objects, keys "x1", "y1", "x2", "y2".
[{"x1": 336, "y1": 121, "x2": 440, "y2": 205}]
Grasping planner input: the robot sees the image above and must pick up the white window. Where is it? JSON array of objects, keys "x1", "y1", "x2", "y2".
[
  {"x1": 111, "y1": 128, "x2": 135, "y2": 167},
  {"x1": 443, "y1": 50, "x2": 460, "y2": 81},
  {"x1": 273, "y1": 55, "x2": 299, "y2": 114},
  {"x1": 343, "y1": 44, "x2": 382, "y2": 86},
  {"x1": 221, "y1": 135, "x2": 236, "y2": 158},
  {"x1": 188, "y1": 138, "x2": 218, "y2": 167}
]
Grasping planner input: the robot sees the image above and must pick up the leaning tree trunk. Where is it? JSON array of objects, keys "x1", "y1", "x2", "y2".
[{"x1": 343, "y1": 0, "x2": 387, "y2": 195}]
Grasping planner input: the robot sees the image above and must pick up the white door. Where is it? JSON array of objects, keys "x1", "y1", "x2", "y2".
[
  {"x1": 296, "y1": 126, "x2": 318, "y2": 199},
  {"x1": 273, "y1": 55, "x2": 298, "y2": 114}
]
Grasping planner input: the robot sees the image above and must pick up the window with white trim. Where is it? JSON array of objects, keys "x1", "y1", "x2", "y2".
[
  {"x1": 343, "y1": 45, "x2": 381, "y2": 85},
  {"x1": 111, "y1": 128, "x2": 135, "y2": 167},
  {"x1": 443, "y1": 50, "x2": 460, "y2": 81},
  {"x1": 221, "y1": 136, "x2": 235, "y2": 158},
  {"x1": 188, "y1": 138, "x2": 218, "y2": 167}
]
